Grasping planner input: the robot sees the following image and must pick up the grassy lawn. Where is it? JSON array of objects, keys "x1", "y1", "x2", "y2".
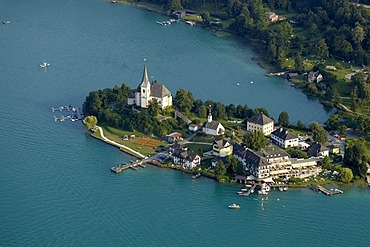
[
  {"x1": 287, "y1": 127, "x2": 309, "y2": 136},
  {"x1": 184, "y1": 143, "x2": 212, "y2": 156},
  {"x1": 183, "y1": 14, "x2": 203, "y2": 22},
  {"x1": 94, "y1": 125, "x2": 169, "y2": 156},
  {"x1": 191, "y1": 132, "x2": 214, "y2": 143},
  {"x1": 342, "y1": 98, "x2": 370, "y2": 115}
]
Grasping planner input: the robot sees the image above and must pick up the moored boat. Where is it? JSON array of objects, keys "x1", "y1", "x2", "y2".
[
  {"x1": 228, "y1": 204, "x2": 240, "y2": 209},
  {"x1": 185, "y1": 20, "x2": 195, "y2": 26}
]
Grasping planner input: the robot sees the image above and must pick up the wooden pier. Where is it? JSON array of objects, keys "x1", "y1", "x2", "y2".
[
  {"x1": 310, "y1": 184, "x2": 343, "y2": 196},
  {"x1": 111, "y1": 160, "x2": 143, "y2": 174}
]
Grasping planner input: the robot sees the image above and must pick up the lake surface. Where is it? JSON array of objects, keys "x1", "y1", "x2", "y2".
[{"x1": 0, "y1": 0, "x2": 367, "y2": 246}]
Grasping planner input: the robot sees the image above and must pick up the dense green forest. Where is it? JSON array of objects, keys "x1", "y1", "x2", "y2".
[{"x1": 148, "y1": 0, "x2": 370, "y2": 66}]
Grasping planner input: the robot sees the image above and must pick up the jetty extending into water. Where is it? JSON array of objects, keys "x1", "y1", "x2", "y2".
[
  {"x1": 111, "y1": 160, "x2": 143, "y2": 173},
  {"x1": 310, "y1": 184, "x2": 343, "y2": 196},
  {"x1": 265, "y1": 71, "x2": 289, "y2": 77}
]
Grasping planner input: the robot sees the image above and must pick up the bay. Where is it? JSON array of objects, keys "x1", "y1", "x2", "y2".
[{"x1": 0, "y1": 0, "x2": 367, "y2": 246}]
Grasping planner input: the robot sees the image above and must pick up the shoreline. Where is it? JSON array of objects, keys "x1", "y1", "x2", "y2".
[
  {"x1": 114, "y1": 0, "x2": 278, "y2": 72},
  {"x1": 91, "y1": 126, "x2": 146, "y2": 159},
  {"x1": 92, "y1": 125, "x2": 367, "y2": 189},
  {"x1": 115, "y1": 0, "x2": 167, "y2": 15}
]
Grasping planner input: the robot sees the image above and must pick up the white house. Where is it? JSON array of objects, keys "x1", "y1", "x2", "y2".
[
  {"x1": 172, "y1": 146, "x2": 201, "y2": 169},
  {"x1": 202, "y1": 109, "x2": 225, "y2": 136},
  {"x1": 271, "y1": 128, "x2": 299, "y2": 148},
  {"x1": 246, "y1": 113, "x2": 274, "y2": 136},
  {"x1": 308, "y1": 71, "x2": 323, "y2": 83},
  {"x1": 213, "y1": 138, "x2": 233, "y2": 157},
  {"x1": 127, "y1": 65, "x2": 172, "y2": 109},
  {"x1": 188, "y1": 124, "x2": 199, "y2": 132}
]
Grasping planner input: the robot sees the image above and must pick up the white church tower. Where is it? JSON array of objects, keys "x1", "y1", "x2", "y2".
[
  {"x1": 137, "y1": 64, "x2": 151, "y2": 108},
  {"x1": 207, "y1": 106, "x2": 212, "y2": 123}
]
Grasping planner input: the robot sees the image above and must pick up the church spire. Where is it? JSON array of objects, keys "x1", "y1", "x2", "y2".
[
  {"x1": 139, "y1": 64, "x2": 150, "y2": 88},
  {"x1": 207, "y1": 105, "x2": 212, "y2": 123}
]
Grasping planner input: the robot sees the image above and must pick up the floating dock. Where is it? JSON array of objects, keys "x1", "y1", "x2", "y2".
[
  {"x1": 310, "y1": 184, "x2": 343, "y2": 196},
  {"x1": 52, "y1": 105, "x2": 83, "y2": 121}
]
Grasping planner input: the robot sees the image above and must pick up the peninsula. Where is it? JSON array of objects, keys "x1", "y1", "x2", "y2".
[{"x1": 83, "y1": 64, "x2": 370, "y2": 188}]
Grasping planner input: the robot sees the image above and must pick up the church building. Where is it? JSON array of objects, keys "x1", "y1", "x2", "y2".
[
  {"x1": 127, "y1": 65, "x2": 173, "y2": 109},
  {"x1": 202, "y1": 109, "x2": 225, "y2": 136}
]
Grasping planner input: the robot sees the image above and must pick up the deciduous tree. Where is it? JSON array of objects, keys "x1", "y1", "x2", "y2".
[
  {"x1": 84, "y1": 115, "x2": 98, "y2": 130},
  {"x1": 344, "y1": 140, "x2": 368, "y2": 177},
  {"x1": 309, "y1": 122, "x2": 328, "y2": 144},
  {"x1": 173, "y1": 88, "x2": 194, "y2": 113},
  {"x1": 243, "y1": 131, "x2": 268, "y2": 151},
  {"x1": 278, "y1": 111, "x2": 290, "y2": 127},
  {"x1": 215, "y1": 161, "x2": 226, "y2": 181},
  {"x1": 338, "y1": 167, "x2": 353, "y2": 183}
]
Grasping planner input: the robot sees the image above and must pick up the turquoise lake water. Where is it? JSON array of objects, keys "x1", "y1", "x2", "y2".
[{"x1": 0, "y1": 0, "x2": 368, "y2": 246}]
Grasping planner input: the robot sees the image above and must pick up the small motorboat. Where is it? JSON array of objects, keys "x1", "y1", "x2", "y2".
[
  {"x1": 2, "y1": 20, "x2": 11, "y2": 24},
  {"x1": 228, "y1": 204, "x2": 240, "y2": 209},
  {"x1": 185, "y1": 20, "x2": 195, "y2": 26},
  {"x1": 40, "y1": 62, "x2": 50, "y2": 68},
  {"x1": 192, "y1": 173, "x2": 201, "y2": 179}
]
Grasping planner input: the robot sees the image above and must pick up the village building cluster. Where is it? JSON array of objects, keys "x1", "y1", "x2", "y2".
[
  {"x1": 126, "y1": 65, "x2": 339, "y2": 184},
  {"x1": 167, "y1": 111, "x2": 336, "y2": 183}
]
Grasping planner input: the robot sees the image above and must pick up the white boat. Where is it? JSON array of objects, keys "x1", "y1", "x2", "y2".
[
  {"x1": 283, "y1": 186, "x2": 288, "y2": 191},
  {"x1": 258, "y1": 190, "x2": 268, "y2": 195},
  {"x1": 236, "y1": 83, "x2": 240, "y2": 86},
  {"x1": 40, "y1": 62, "x2": 50, "y2": 68},
  {"x1": 2, "y1": 20, "x2": 11, "y2": 24},
  {"x1": 185, "y1": 20, "x2": 195, "y2": 26},
  {"x1": 250, "y1": 80, "x2": 254, "y2": 84},
  {"x1": 169, "y1": 19, "x2": 176, "y2": 22},
  {"x1": 228, "y1": 204, "x2": 240, "y2": 209}
]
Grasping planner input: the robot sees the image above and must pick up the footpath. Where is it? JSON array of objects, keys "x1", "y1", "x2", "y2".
[{"x1": 95, "y1": 126, "x2": 146, "y2": 159}]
